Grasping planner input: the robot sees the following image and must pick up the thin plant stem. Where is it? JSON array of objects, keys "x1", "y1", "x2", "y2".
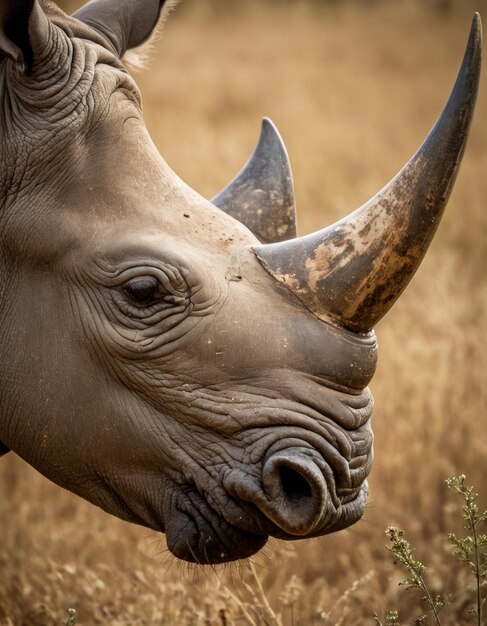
[
  {"x1": 468, "y1": 506, "x2": 482, "y2": 626},
  {"x1": 415, "y1": 573, "x2": 442, "y2": 626},
  {"x1": 446, "y1": 475, "x2": 487, "y2": 625}
]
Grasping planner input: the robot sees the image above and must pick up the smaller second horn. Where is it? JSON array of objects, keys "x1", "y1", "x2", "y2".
[{"x1": 212, "y1": 118, "x2": 297, "y2": 243}]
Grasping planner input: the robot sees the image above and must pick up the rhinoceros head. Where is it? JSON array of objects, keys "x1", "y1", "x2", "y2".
[{"x1": 0, "y1": 0, "x2": 481, "y2": 564}]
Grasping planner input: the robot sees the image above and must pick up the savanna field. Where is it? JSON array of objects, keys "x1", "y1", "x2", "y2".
[{"x1": 1, "y1": 0, "x2": 486, "y2": 624}]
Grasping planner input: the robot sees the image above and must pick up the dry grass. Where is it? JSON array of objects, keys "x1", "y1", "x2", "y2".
[{"x1": 1, "y1": 1, "x2": 487, "y2": 624}]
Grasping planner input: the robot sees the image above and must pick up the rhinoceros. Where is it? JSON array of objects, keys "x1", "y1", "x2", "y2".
[{"x1": 0, "y1": 0, "x2": 481, "y2": 564}]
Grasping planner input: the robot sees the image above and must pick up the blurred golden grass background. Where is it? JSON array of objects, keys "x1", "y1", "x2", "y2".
[{"x1": 1, "y1": 0, "x2": 486, "y2": 623}]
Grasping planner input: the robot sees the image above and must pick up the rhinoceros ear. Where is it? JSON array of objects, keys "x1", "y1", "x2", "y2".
[
  {"x1": 212, "y1": 119, "x2": 297, "y2": 244},
  {"x1": 0, "y1": 0, "x2": 50, "y2": 73},
  {"x1": 74, "y1": 0, "x2": 172, "y2": 58}
]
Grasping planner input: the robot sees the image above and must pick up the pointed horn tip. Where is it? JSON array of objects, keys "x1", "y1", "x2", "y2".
[
  {"x1": 459, "y1": 13, "x2": 482, "y2": 102},
  {"x1": 437, "y1": 12, "x2": 481, "y2": 124},
  {"x1": 262, "y1": 116, "x2": 276, "y2": 129},
  {"x1": 468, "y1": 13, "x2": 482, "y2": 57},
  {"x1": 261, "y1": 117, "x2": 281, "y2": 142},
  {"x1": 456, "y1": 14, "x2": 482, "y2": 75},
  {"x1": 260, "y1": 117, "x2": 290, "y2": 158},
  {"x1": 473, "y1": 12, "x2": 482, "y2": 32}
]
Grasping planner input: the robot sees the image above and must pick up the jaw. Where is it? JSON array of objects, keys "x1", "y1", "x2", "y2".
[
  {"x1": 90, "y1": 473, "x2": 269, "y2": 564},
  {"x1": 163, "y1": 482, "x2": 369, "y2": 564},
  {"x1": 95, "y1": 470, "x2": 369, "y2": 564}
]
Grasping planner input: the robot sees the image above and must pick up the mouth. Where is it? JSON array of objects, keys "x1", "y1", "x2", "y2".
[
  {"x1": 161, "y1": 479, "x2": 368, "y2": 564},
  {"x1": 97, "y1": 462, "x2": 368, "y2": 564},
  {"x1": 164, "y1": 487, "x2": 268, "y2": 564}
]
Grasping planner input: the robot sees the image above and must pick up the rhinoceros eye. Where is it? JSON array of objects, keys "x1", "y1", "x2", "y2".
[{"x1": 122, "y1": 277, "x2": 162, "y2": 305}]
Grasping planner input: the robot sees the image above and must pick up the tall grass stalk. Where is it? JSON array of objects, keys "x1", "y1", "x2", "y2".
[
  {"x1": 241, "y1": 561, "x2": 282, "y2": 626},
  {"x1": 446, "y1": 475, "x2": 487, "y2": 626},
  {"x1": 385, "y1": 527, "x2": 446, "y2": 625},
  {"x1": 378, "y1": 475, "x2": 486, "y2": 624}
]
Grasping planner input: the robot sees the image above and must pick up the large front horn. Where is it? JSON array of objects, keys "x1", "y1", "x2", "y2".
[{"x1": 254, "y1": 15, "x2": 482, "y2": 333}]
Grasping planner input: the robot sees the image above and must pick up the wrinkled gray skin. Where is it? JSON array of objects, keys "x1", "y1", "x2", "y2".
[{"x1": 0, "y1": 0, "x2": 480, "y2": 564}]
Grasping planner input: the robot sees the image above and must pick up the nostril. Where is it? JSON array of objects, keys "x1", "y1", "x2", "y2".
[
  {"x1": 279, "y1": 465, "x2": 312, "y2": 502},
  {"x1": 259, "y1": 450, "x2": 327, "y2": 536}
]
